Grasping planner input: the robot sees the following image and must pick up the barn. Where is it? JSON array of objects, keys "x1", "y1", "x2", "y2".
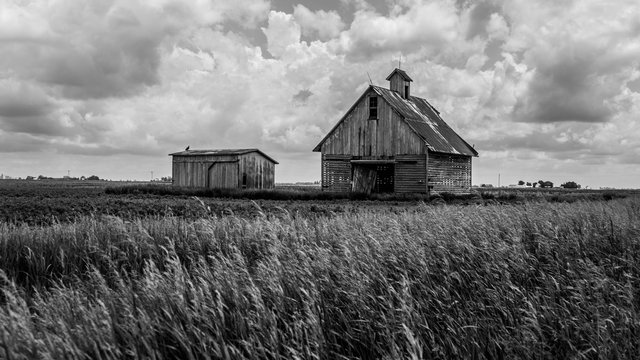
[
  {"x1": 169, "y1": 149, "x2": 277, "y2": 189},
  {"x1": 313, "y1": 68, "x2": 478, "y2": 194}
]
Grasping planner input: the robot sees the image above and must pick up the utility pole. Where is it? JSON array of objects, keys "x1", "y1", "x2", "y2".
[
  {"x1": 498, "y1": 173, "x2": 501, "y2": 187},
  {"x1": 151, "y1": 171, "x2": 154, "y2": 181},
  {"x1": 67, "y1": 170, "x2": 70, "y2": 178}
]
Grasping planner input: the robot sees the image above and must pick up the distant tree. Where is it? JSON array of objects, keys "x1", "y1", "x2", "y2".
[
  {"x1": 87, "y1": 175, "x2": 100, "y2": 181},
  {"x1": 26, "y1": 176, "x2": 35, "y2": 180},
  {"x1": 561, "y1": 181, "x2": 580, "y2": 189},
  {"x1": 538, "y1": 180, "x2": 554, "y2": 188},
  {"x1": 518, "y1": 180, "x2": 525, "y2": 185},
  {"x1": 532, "y1": 182, "x2": 538, "y2": 188},
  {"x1": 526, "y1": 182, "x2": 532, "y2": 187}
]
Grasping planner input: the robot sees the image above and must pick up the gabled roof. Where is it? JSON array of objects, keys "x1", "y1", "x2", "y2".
[
  {"x1": 385, "y1": 68, "x2": 413, "y2": 82},
  {"x1": 169, "y1": 149, "x2": 279, "y2": 164},
  {"x1": 313, "y1": 86, "x2": 478, "y2": 157}
]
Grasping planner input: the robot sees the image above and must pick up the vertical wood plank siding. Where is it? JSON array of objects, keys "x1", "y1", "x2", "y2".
[
  {"x1": 319, "y1": 89, "x2": 427, "y2": 192},
  {"x1": 172, "y1": 152, "x2": 275, "y2": 189},
  {"x1": 427, "y1": 152, "x2": 472, "y2": 194},
  {"x1": 320, "y1": 89, "x2": 426, "y2": 157},
  {"x1": 208, "y1": 163, "x2": 239, "y2": 188},
  {"x1": 238, "y1": 153, "x2": 276, "y2": 189},
  {"x1": 395, "y1": 155, "x2": 427, "y2": 193}
]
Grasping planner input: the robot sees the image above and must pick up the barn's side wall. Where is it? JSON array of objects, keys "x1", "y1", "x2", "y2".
[
  {"x1": 238, "y1": 153, "x2": 276, "y2": 189},
  {"x1": 320, "y1": 90, "x2": 426, "y2": 157},
  {"x1": 172, "y1": 155, "x2": 237, "y2": 187},
  {"x1": 395, "y1": 154, "x2": 427, "y2": 193},
  {"x1": 321, "y1": 154, "x2": 351, "y2": 192},
  {"x1": 427, "y1": 152, "x2": 472, "y2": 194},
  {"x1": 172, "y1": 153, "x2": 276, "y2": 189}
]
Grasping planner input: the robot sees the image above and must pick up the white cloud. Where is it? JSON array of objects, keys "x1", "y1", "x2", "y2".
[
  {"x1": 334, "y1": 1, "x2": 459, "y2": 59},
  {"x1": 1, "y1": 0, "x2": 640, "y2": 187},
  {"x1": 293, "y1": 5, "x2": 345, "y2": 41},
  {"x1": 262, "y1": 11, "x2": 301, "y2": 58}
]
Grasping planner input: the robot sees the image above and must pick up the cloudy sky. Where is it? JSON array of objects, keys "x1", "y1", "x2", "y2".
[{"x1": 1, "y1": 0, "x2": 639, "y2": 188}]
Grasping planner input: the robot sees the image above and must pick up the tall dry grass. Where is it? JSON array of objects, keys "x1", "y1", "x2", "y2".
[{"x1": 1, "y1": 198, "x2": 639, "y2": 359}]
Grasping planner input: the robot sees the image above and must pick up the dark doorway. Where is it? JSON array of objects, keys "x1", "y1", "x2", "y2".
[
  {"x1": 374, "y1": 164, "x2": 394, "y2": 193},
  {"x1": 351, "y1": 163, "x2": 394, "y2": 194}
]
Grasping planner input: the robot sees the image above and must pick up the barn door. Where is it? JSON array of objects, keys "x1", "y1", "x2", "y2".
[
  {"x1": 208, "y1": 162, "x2": 239, "y2": 189},
  {"x1": 352, "y1": 165, "x2": 377, "y2": 194}
]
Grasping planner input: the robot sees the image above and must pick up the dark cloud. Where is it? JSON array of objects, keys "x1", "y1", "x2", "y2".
[
  {"x1": 513, "y1": 45, "x2": 616, "y2": 123},
  {"x1": 0, "y1": 132, "x2": 52, "y2": 153},
  {"x1": 0, "y1": 82, "x2": 53, "y2": 118},
  {"x1": 466, "y1": 1, "x2": 502, "y2": 39},
  {"x1": 0, "y1": 115, "x2": 66, "y2": 136},
  {"x1": 0, "y1": 1, "x2": 181, "y2": 100},
  {"x1": 293, "y1": 89, "x2": 313, "y2": 103},
  {"x1": 476, "y1": 131, "x2": 590, "y2": 153}
]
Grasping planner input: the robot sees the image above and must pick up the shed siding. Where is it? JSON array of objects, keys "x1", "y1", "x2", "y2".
[
  {"x1": 209, "y1": 162, "x2": 239, "y2": 188},
  {"x1": 238, "y1": 153, "x2": 276, "y2": 189},
  {"x1": 427, "y1": 152, "x2": 472, "y2": 194},
  {"x1": 172, "y1": 152, "x2": 275, "y2": 189},
  {"x1": 320, "y1": 90, "x2": 426, "y2": 157}
]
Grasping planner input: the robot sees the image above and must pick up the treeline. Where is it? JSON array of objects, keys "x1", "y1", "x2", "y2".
[{"x1": 517, "y1": 180, "x2": 581, "y2": 188}]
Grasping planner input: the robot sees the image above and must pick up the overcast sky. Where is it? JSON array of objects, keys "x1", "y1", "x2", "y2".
[{"x1": 1, "y1": 0, "x2": 639, "y2": 188}]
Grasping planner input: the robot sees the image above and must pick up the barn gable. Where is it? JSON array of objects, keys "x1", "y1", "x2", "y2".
[
  {"x1": 313, "y1": 86, "x2": 477, "y2": 157},
  {"x1": 313, "y1": 87, "x2": 426, "y2": 156}
]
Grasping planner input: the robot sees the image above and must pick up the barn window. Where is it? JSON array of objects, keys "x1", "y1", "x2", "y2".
[
  {"x1": 369, "y1": 96, "x2": 378, "y2": 119},
  {"x1": 242, "y1": 172, "x2": 247, "y2": 188},
  {"x1": 404, "y1": 84, "x2": 410, "y2": 98}
]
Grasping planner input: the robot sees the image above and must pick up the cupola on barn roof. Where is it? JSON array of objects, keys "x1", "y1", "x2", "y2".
[{"x1": 385, "y1": 68, "x2": 413, "y2": 82}]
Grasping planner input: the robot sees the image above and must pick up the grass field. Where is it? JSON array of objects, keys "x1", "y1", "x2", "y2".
[{"x1": 1, "y1": 180, "x2": 639, "y2": 358}]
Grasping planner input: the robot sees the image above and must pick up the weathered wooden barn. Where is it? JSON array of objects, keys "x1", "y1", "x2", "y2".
[
  {"x1": 169, "y1": 149, "x2": 277, "y2": 189},
  {"x1": 313, "y1": 68, "x2": 478, "y2": 194}
]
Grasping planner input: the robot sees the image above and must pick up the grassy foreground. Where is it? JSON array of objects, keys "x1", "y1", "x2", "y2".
[{"x1": 1, "y1": 198, "x2": 640, "y2": 359}]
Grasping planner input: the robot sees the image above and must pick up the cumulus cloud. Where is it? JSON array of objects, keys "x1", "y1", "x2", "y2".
[
  {"x1": 1, "y1": 0, "x2": 640, "y2": 186},
  {"x1": 464, "y1": 0, "x2": 502, "y2": 39},
  {"x1": 0, "y1": 80, "x2": 53, "y2": 118},
  {"x1": 293, "y1": 5, "x2": 345, "y2": 40},
  {"x1": 508, "y1": 1, "x2": 640, "y2": 124},
  {"x1": 333, "y1": 1, "x2": 459, "y2": 59},
  {"x1": 262, "y1": 11, "x2": 301, "y2": 58}
]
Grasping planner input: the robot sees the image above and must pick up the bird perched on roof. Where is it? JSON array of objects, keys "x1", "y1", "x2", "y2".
[{"x1": 185, "y1": 145, "x2": 190, "y2": 151}]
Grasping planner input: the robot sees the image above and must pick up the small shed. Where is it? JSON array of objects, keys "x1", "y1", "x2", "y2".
[{"x1": 169, "y1": 149, "x2": 278, "y2": 189}]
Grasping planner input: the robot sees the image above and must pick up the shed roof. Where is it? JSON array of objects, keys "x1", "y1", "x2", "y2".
[
  {"x1": 169, "y1": 149, "x2": 279, "y2": 164},
  {"x1": 313, "y1": 85, "x2": 478, "y2": 156}
]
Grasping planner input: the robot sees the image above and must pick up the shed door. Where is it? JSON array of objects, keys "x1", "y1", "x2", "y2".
[{"x1": 208, "y1": 162, "x2": 239, "y2": 189}]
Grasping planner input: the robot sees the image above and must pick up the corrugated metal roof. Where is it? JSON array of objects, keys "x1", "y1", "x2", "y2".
[
  {"x1": 169, "y1": 149, "x2": 279, "y2": 164},
  {"x1": 372, "y1": 86, "x2": 478, "y2": 156}
]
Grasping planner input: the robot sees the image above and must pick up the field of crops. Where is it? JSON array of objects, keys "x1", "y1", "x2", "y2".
[{"x1": 1, "y1": 180, "x2": 640, "y2": 358}]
